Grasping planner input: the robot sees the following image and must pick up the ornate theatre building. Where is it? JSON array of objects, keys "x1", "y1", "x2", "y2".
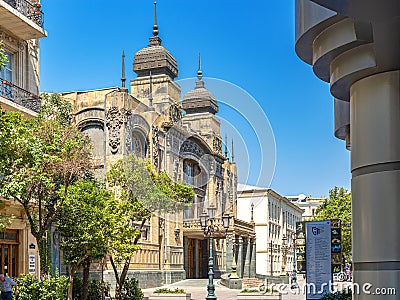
[{"x1": 62, "y1": 3, "x2": 255, "y2": 288}]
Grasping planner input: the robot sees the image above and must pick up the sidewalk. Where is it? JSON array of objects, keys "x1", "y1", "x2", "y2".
[{"x1": 142, "y1": 279, "x2": 307, "y2": 300}]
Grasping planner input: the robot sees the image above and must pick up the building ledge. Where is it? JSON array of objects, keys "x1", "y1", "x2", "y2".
[{"x1": 0, "y1": 0, "x2": 47, "y2": 40}]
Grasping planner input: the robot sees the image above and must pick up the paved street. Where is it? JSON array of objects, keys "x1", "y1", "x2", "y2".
[{"x1": 142, "y1": 279, "x2": 307, "y2": 300}]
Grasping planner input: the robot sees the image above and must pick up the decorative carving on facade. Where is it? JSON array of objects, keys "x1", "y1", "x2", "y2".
[
  {"x1": 169, "y1": 103, "x2": 182, "y2": 123},
  {"x1": 106, "y1": 107, "x2": 130, "y2": 154},
  {"x1": 216, "y1": 162, "x2": 223, "y2": 177},
  {"x1": 152, "y1": 126, "x2": 160, "y2": 168},
  {"x1": 213, "y1": 136, "x2": 222, "y2": 153},
  {"x1": 131, "y1": 114, "x2": 150, "y2": 133},
  {"x1": 179, "y1": 139, "x2": 205, "y2": 157},
  {"x1": 125, "y1": 119, "x2": 132, "y2": 155}
]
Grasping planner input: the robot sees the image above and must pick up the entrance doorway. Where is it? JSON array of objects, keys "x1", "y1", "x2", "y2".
[
  {"x1": 185, "y1": 238, "x2": 208, "y2": 279},
  {"x1": 0, "y1": 230, "x2": 19, "y2": 277}
]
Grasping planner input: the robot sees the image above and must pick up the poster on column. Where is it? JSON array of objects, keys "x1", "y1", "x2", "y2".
[{"x1": 306, "y1": 221, "x2": 331, "y2": 299}]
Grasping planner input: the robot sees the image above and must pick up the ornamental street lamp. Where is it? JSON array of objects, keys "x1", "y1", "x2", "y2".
[
  {"x1": 290, "y1": 232, "x2": 299, "y2": 289},
  {"x1": 200, "y1": 204, "x2": 231, "y2": 300},
  {"x1": 281, "y1": 235, "x2": 289, "y2": 275}
]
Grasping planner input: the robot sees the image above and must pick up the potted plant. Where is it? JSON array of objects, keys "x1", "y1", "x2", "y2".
[
  {"x1": 237, "y1": 288, "x2": 282, "y2": 300},
  {"x1": 149, "y1": 288, "x2": 191, "y2": 300}
]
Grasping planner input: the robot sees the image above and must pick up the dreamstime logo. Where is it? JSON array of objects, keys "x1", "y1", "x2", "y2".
[
  {"x1": 122, "y1": 76, "x2": 276, "y2": 220},
  {"x1": 257, "y1": 280, "x2": 396, "y2": 296}
]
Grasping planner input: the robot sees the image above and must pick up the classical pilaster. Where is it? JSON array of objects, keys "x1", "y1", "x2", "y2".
[{"x1": 194, "y1": 239, "x2": 199, "y2": 278}]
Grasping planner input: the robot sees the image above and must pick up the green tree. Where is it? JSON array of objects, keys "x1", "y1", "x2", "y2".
[
  {"x1": 57, "y1": 179, "x2": 112, "y2": 300},
  {"x1": 106, "y1": 154, "x2": 194, "y2": 300},
  {"x1": 0, "y1": 111, "x2": 22, "y2": 231},
  {"x1": 0, "y1": 94, "x2": 92, "y2": 275},
  {"x1": 315, "y1": 186, "x2": 352, "y2": 259}
]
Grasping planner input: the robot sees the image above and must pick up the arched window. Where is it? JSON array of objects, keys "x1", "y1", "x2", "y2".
[
  {"x1": 82, "y1": 123, "x2": 104, "y2": 157},
  {"x1": 131, "y1": 131, "x2": 147, "y2": 158},
  {"x1": 183, "y1": 159, "x2": 201, "y2": 186}
]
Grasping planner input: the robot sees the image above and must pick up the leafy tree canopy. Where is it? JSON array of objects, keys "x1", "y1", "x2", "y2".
[
  {"x1": 315, "y1": 186, "x2": 352, "y2": 259},
  {"x1": 106, "y1": 154, "x2": 194, "y2": 300},
  {"x1": 57, "y1": 179, "x2": 112, "y2": 267},
  {"x1": 0, "y1": 94, "x2": 93, "y2": 274}
]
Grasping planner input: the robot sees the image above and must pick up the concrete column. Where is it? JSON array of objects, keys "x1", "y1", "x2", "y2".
[
  {"x1": 237, "y1": 236, "x2": 243, "y2": 278},
  {"x1": 243, "y1": 238, "x2": 251, "y2": 278},
  {"x1": 225, "y1": 234, "x2": 233, "y2": 275},
  {"x1": 350, "y1": 70, "x2": 400, "y2": 299},
  {"x1": 250, "y1": 239, "x2": 257, "y2": 278}
]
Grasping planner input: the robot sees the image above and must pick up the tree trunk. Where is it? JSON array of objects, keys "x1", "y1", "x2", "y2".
[
  {"x1": 67, "y1": 265, "x2": 78, "y2": 300},
  {"x1": 111, "y1": 219, "x2": 146, "y2": 300},
  {"x1": 110, "y1": 256, "x2": 122, "y2": 300},
  {"x1": 36, "y1": 233, "x2": 49, "y2": 277},
  {"x1": 82, "y1": 260, "x2": 90, "y2": 300}
]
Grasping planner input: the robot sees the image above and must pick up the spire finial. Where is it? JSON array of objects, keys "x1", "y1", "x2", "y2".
[
  {"x1": 225, "y1": 134, "x2": 228, "y2": 157},
  {"x1": 231, "y1": 138, "x2": 235, "y2": 162},
  {"x1": 250, "y1": 202, "x2": 255, "y2": 224},
  {"x1": 153, "y1": 0, "x2": 158, "y2": 37},
  {"x1": 197, "y1": 53, "x2": 203, "y2": 81},
  {"x1": 149, "y1": 71, "x2": 154, "y2": 110},
  {"x1": 121, "y1": 50, "x2": 126, "y2": 89}
]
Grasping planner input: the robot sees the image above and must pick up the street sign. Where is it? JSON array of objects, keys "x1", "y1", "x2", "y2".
[{"x1": 28, "y1": 254, "x2": 36, "y2": 274}]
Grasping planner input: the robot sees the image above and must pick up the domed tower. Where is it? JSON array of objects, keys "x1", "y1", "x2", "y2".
[
  {"x1": 130, "y1": 1, "x2": 181, "y2": 113},
  {"x1": 182, "y1": 55, "x2": 222, "y2": 154}
]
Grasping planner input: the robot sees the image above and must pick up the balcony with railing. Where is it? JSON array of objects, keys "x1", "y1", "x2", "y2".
[
  {"x1": 0, "y1": 0, "x2": 46, "y2": 39},
  {"x1": 0, "y1": 78, "x2": 41, "y2": 114}
]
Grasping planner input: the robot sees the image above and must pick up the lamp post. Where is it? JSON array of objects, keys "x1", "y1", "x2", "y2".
[
  {"x1": 281, "y1": 235, "x2": 288, "y2": 275},
  {"x1": 270, "y1": 240, "x2": 274, "y2": 276},
  {"x1": 200, "y1": 205, "x2": 231, "y2": 300},
  {"x1": 290, "y1": 232, "x2": 299, "y2": 289}
]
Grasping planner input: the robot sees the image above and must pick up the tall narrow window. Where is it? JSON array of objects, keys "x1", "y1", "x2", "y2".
[
  {"x1": 0, "y1": 52, "x2": 12, "y2": 82},
  {"x1": 0, "y1": 52, "x2": 13, "y2": 99},
  {"x1": 132, "y1": 132, "x2": 145, "y2": 158}
]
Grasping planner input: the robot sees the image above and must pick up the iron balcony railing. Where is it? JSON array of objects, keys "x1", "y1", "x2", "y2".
[
  {"x1": 4, "y1": 0, "x2": 44, "y2": 28},
  {"x1": 0, "y1": 78, "x2": 41, "y2": 113}
]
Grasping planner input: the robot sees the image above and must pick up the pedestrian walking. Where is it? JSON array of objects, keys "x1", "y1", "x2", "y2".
[{"x1": 0, "y1": 274, "x2": 16, "y2": 300}]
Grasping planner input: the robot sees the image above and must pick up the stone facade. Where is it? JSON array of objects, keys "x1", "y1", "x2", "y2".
[{"x1": 62, "y1": 3, "x2": 255, "y2": 289}]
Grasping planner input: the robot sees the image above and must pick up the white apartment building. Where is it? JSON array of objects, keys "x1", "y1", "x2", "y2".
[
  {"x1": 237, "y1": 184, "x2": 303, "y2": 276},
  {"x1": 286, "y1": 194, "x2": 326, "y2": 220}
]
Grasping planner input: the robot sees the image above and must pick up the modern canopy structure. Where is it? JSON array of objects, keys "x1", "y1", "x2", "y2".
[{"x1": 295, "y1": 1, "x2": 400, "y2": 299}]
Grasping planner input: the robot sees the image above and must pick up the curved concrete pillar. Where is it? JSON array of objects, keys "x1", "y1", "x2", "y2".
[
  {"x1": 351, "y1": 71, "x2": 400, "y2": 299},
  {"x1": 334, "y1": 98, "x2": 350, "y2": 150}
]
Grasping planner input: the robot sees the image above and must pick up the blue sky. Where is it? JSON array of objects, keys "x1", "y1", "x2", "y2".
[{"x1": 39, "y1": 0, "x2": 351, "y2": 197}]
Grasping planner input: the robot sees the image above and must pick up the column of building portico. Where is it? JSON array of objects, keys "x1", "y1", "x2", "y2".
[
  {"x1": 249, "y1": 239, "x2": 256, "y2": 278},
  {"x1": 236, "y1": 237, "x2": 243, "y2": 278},
  {"x1": 225, "y1": 234, "x2": 234, "y2": 275},
  {"x1": 243, "y1": 238, "x2": 251, "y2": 278}
]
